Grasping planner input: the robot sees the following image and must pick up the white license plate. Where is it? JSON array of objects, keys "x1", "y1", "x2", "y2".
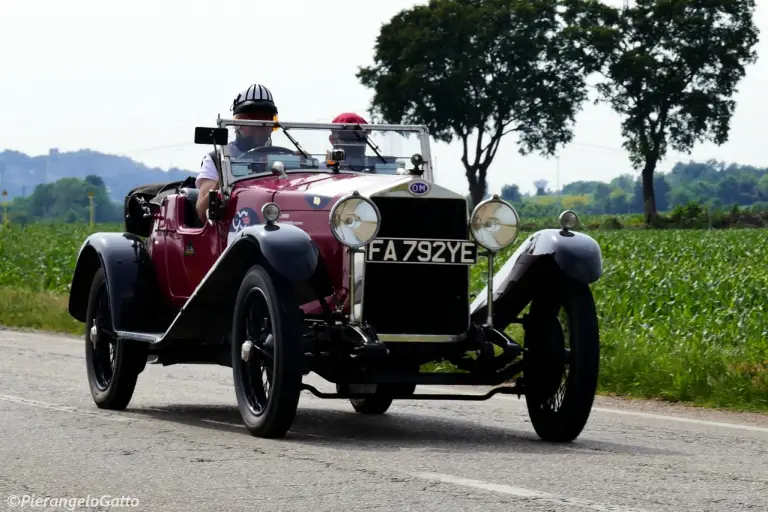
[{"x1": 365, "y1": 238, "x2": 478, "y2": 265}]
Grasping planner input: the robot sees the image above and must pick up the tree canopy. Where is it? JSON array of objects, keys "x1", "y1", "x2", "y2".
[
  {"x1": 357, "y1": 0, "x2": 600, "y2": 207},
  {"x1": 503, "y1": 159, "x2": 768, "y2": 219},
  {"x1": 594, "y1": 0, "x2": 759, "y2": 225},
  {"x1": 5, "y1": 175, "x2": 121, "y2": 225}
]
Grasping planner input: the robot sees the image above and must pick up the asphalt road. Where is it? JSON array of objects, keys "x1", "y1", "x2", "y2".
[{"x1": 1, "y1": 329, "x2": 767, "y2": 512}]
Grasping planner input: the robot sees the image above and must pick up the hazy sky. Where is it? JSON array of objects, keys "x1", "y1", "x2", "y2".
[{"x1": 1, "y1": 0, "x2": 766, "y2": 196}]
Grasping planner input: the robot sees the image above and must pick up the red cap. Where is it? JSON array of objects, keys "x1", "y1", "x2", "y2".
[{"x1": 331, "y1": 112, "x2": 368, "y2": 124}]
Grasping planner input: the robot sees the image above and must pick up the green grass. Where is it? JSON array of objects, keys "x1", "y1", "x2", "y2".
[
  {"x1": 1, "y1": 221, "x2": 766, "y2": 410},
  {"x1": 582, "y1": 230, "x2": 768, "y2": 410},
  {"x1": 0, "y1": 286, "x2": 83, "y2": 334},
  {"x1": 469, "y1": 229, "x2": 768, "y2": 410}
]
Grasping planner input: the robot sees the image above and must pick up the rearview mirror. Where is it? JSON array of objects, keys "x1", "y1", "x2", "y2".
[{"x1": 194, "y1": 127, "x2": 228, "y2": 146}]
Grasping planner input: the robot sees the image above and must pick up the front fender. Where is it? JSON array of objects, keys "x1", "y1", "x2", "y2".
[
  {"x1": 68, "y1": 232, "x2": 161, "y2": 331},
  {"x1": 469, "y1": 229, "x2": 602, "y2": 320},
  {"x1": 230, "y1": 223, "x2": 319, "y2": 282}
]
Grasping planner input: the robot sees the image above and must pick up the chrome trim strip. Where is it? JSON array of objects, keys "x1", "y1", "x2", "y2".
[{"x1": 353, "y1": 250, "x2": 365, "y2": 322}]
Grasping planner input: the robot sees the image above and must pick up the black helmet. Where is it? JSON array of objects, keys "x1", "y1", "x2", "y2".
[{"x1": 231, "y1": 84, "x2": 278, "y2": 115}]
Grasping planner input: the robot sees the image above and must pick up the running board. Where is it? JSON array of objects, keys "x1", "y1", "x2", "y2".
[
  {"x1": 301, "y1": 383, "x2": 524, "y2": 400},
  {"x1": 117, "y1": 331, "x2": 164, "y2": 343}
]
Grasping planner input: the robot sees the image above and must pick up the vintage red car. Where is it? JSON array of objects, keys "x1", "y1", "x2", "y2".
[{"x1": 67, "y1": 117, "x2": 604, "y2": 441}]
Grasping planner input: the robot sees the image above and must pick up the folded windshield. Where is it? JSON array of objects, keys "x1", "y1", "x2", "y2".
[{"x1": 221, "y1": 123, "x2": 425, "y2": 178}]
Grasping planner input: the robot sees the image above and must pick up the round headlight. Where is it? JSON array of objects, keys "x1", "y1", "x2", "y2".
[
  {"x1": 470, "y1": 195, "x2": 520, "y2": 251},
  {"x1": 329, "y1": 191, "x2": 381, "y2": 249},
  {"x1": 262, "y1": 202, "x2": 280, "y2": 224},
  {"x1": 559, "y1": 210, "x2": 579, "y2": 230}
]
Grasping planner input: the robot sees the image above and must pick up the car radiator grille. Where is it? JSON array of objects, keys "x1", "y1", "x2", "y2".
[{"x1": 362, "y1": 196, "x2": 471, "y2": 337}]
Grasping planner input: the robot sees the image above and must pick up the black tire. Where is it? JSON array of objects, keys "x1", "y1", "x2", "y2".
[
  {"x1": 338, "y1": 383, "x2": 416, "y2": 415},
  {"x1": 232, "y1": 264, "x2": 303, "y2": 438},
  {"x1": 84, "y1": 267, "x2": 148, "y2": 410},
  {"x1": 523, "y1": 277, "x2": 600, "y2": 442}
]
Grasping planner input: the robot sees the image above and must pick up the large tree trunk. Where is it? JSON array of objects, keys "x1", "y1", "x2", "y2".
[
  {"x1": 466, "y1": 168, "x2": 487, "y2": 209},
  {"x1": 641, "y1": 157, "x2": 659, "y2": 227}
]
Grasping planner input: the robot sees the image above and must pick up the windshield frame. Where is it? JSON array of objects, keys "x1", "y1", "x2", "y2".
[{"x1": 211, "y1": 117, "x2": 434, "y2": 192}]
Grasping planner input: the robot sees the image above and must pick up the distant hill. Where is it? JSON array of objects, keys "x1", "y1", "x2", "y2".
[
  {"x1": 2, "y1": 148, "x2": 767, "y2": 220},
  {"x1": 0, "y1": 148, "x2": 196, "y2": 202}
]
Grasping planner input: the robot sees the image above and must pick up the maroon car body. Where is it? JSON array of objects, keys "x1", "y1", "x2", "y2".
[{"x1": 67, "y1": 118, "x2": 604, "y2": 442}]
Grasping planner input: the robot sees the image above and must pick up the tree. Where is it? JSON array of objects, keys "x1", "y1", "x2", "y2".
[
  {"x1": 356, "y1": 0, "x2": 601, "y2": 207},
  {"x1": 595, "y1": 0, "x2": 759, "y2": 225},
  {"x1": 500, "y1": 184, "x2": 522, "y2": 202},
  {"x1": 85, "y1": 174, "x2": 105, "y2": 188}
]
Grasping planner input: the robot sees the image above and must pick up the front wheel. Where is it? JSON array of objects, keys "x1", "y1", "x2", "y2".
[
  {"x1": 232, "y1": 264, "x2": 303, "y2": 438},
  {"x1": 84, "y1": 267, "x2": 148, "y2": 410},
  {"x1": 523, "y1": 277, "x2": 600, "y2": 442}
]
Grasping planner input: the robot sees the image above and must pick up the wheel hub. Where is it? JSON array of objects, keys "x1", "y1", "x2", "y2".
[
  {"x1": 89, "y1": 324, "x2": 99, "y2": 347},
  {"x1": 241, "y1": 340, "x2": 253, "y2": 362}
]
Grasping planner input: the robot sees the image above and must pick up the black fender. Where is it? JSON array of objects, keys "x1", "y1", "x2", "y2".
[
  {"x1": 230, "y1": 223, "x2": 320, "y2": 282},
  {"x1": 68, "y1": 232, "x2": 163, "y2": 332},
  {"x1": 157, "y1": 222, "x2": 332, "y2": 344},
  {"x1": 469, "y1": 229, "x2": 602, "y2": 325}
]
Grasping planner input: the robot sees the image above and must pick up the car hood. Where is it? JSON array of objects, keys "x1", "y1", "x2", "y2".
[{"x1": 272, "y1": 172, "x2": 455, "y2": 211}]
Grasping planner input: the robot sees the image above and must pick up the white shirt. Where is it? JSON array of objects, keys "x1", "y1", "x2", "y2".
[{"x1": 195, "y1": 154, "x2": 219, "y2": 189}]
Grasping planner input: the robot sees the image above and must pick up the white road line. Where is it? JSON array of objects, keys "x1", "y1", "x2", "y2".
[
  {"x1": 417, "y1": 385, "x2": 768, "y2": 434},
  {"x1": 589, "y1": 406, "x2": 768, "y2": 433},
  {"x1": 0, "y1": 394, "x2": 129, "y2": 422},
  {"x1": 412, "y1": 472, "x2": 649, "y2": 512}
]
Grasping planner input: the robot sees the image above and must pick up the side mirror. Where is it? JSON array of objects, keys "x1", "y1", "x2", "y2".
[{"x1": 195, "y1": 127, "x2": 228, "y2": 146}]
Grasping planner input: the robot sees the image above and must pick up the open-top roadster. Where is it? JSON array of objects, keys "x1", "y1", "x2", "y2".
[{"x1": 68, "y1": 117, "x2": 603, "y2": 441}]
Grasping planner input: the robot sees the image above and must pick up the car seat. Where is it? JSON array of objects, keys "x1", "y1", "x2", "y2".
[{"x1": 179, "y1": 187, "x2": 204, "y2": 228}]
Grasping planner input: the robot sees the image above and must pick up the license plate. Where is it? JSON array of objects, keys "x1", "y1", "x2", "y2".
[{"x1": 365, "y1": 238, "x2": 478, "y2": 265}]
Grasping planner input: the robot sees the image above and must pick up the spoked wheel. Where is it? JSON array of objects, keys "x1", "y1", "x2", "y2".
[
  {"x1": 85, "y1": 267, "x2": 148, "y2": 410},
  {"x1": 523, "y1": 277, "x2": 600, "y2": 442},
  {"x1": 232, "y1": 264, "x2": 303, "y2": 438},
  {"x1": 337, "y1": 382, "x2": 416, "y2": 415}
]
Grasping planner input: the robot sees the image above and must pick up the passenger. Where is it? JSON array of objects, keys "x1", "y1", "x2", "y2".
[
  {"x1": 196, "y1": 83, "x2": 279, "y2": 222},
  {"x1": 327, "y1": 113, "x2": 400, "y2": 173},
  {"x1": 328, "y1": 112, "x2": 371, "y2": 171},
  {"x1": 329, "y1": 112, "x2": 369, "y2": 158}
]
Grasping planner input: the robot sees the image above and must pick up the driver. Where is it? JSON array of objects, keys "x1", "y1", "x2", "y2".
[{"x1": 195, "y1": 83, "x2": 278, "y2": 222}]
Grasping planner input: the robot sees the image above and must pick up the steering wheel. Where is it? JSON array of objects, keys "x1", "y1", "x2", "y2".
[{"x1": 237, "y1": 146, "x2": 300, "y2": 160}]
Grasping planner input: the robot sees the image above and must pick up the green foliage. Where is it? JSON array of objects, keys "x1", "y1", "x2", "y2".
[
  {"x1": 593, "y1": 0, "x2": 760, "y2": 224},
  {"x1": 503, "y1": 159, "x2": 768, "y2": 218},
  {"x1": 468, "y1": 228, "x2": 768, "y2": 409},
  {"x1": 2, "y1": 221, "x2": 766, "y2": 409},
  {"x1": 0, "y1": 222, "x2": 122, "y2": 293},
  {"x1": 4, "y1": 176, "x2": 122, "y2": 225},
  {"x1": 587, "y1": 229, "x2": 768, "y2": 408},
  {"x1": 357, "y1": 0, "x2": 598, "y2": 206}
]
